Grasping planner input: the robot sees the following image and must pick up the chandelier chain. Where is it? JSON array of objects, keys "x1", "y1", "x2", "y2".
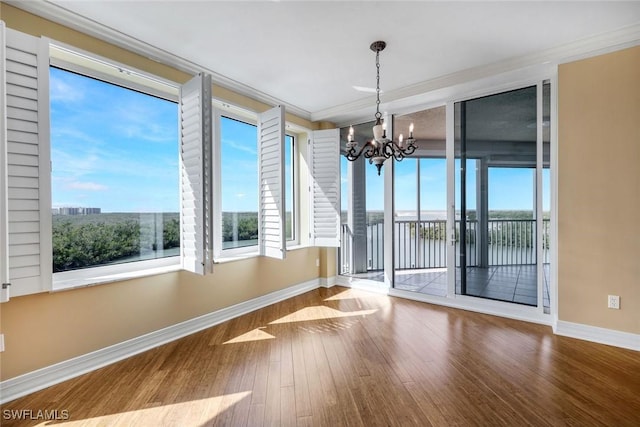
[{"x1": 375, "y1": 49, "x2": 381, "y2": 121}]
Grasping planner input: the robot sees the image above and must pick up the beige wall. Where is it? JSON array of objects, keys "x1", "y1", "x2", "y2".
[
  {"x1": 558, "y1": 46, "x2": 640, "y2": 334},
  {"x1": 0, "y1": 249, "x2": 323, "y2": 379},
  {"x1": 0, "y1": 4, "x2": 336, "y2": 380}
]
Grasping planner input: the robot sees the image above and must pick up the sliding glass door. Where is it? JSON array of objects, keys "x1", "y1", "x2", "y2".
[
  {"x1": 454, "y1": 85, "x2": 543, "y2": 306},
  {"x1": 337, "y1": 80, "x2": 554, "y2": 315}
]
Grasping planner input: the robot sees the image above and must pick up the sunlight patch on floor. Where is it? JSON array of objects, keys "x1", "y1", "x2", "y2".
[
  {"x1": 38, "y1": 391, "x2": 252, "y2": 426},
  {"x1": 269, "y1": 306, "x2": 377, "y2": 324},
  {"x1": 223, "y1": 327, "x2": 276, "y2": 344},
  {"x1": 298, "y1": 318, "x2": 360, "y2": 334}
]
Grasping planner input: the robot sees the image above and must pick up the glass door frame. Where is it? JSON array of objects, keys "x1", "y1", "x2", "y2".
[{"x1": 443, "y1": 74, "x2": 557, "y2": 321}]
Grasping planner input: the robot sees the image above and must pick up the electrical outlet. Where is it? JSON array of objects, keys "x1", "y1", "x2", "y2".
[
  {"x1": 607, "y1": 295, "x2": 620, "y2": 310},
  {"x1": 0, "y1": 334, "x2": 4, "y2": 352},
  {"x1": 316, "y1": 258, "x2": 320, "y2": 267}
]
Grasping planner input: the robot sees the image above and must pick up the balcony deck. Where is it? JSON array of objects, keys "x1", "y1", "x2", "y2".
[
  {"x1": 345, "y1": 264, "x2": 551, "y2": 310},
  {"x1": 340, "y1": 218, "x2": 551, "y2": 310}
]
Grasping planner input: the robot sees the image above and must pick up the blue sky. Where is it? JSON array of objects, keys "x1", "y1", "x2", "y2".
[
  {"x1": 220, "y1": 117, "x2": 258, "y2": 213},
  {"x1": 219, "y1": 117, "x2": 293, "y2": 213},
  {"x1": 50, "y1": 67, "x2": 179, "y2": 213},
  {"x1": 52, "y1": 67, "x2": 547, "y2": 215},
  {"x1": 342, "y1": 157, "x2": 550, "y2": 212},
  {"x1": 51, "y1": 68, "x2": 293, "y2": 214}
]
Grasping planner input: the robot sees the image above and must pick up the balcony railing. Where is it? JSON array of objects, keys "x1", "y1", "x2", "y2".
[{"x1": 340, "y1": 218, "x2": 550, "y2": 274}]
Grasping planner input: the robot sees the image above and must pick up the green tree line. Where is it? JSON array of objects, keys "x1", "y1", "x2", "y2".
[
  {"x1": 52, "y1": 211, "x2": 293, "y2": 272},
  {"x1": 53, "y1": 217, "x2": 180, "y2": 272}
]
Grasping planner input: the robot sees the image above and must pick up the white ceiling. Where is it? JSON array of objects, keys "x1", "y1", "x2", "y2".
[{"x1": 12, "y1": 1, "x2": 640, "y2": 125}]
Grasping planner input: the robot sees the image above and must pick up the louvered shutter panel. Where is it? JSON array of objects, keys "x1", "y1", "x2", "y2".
[
  {"x1": 179, "y1": 73, "x2": 213, "y2": 274},
  {"x1": 258, "y1": 105, "x2": 286, "y2": 259},
  {"x1": 309, "y1": 129, "x2": 340, "y2": 247},
  {"x1": 2, "y1": 27, "x2": 52, "y2": 298},
  {"x1": 1, "y1": 22, "x2": 9, "y2": 302}
]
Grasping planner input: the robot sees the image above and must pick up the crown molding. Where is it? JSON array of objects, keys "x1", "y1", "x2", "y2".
[
  {"x1": 313, "y1": 22, "x2": 640, "y2": 124},
  {"x1": 5, "y1": 0, "x2": 312, "y2": 120},
  {"x1": 7, "y1": 1, "x2": 639, "y2": 125}
]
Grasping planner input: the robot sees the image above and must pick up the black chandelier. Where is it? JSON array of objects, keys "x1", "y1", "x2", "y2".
[{"x1": 346, "y1": 41, "x2": 416, "y2": 175}]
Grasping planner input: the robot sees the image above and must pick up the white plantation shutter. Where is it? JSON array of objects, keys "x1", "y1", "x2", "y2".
[
  {"x1": 179, "y1": 73, "x2": 213, "y2": 274},
  {"x1": 258, "y1": 105, "x2": 286, "y2": 259},
  {"x1": 2, "y1": 27, "x2": 52, "y2": 298},
  {"x1": 309, "y1": 129, "x2": 340, "y2": 247},
  {"x1": 1, "y1": 22, "x2": 8, "y2": 302}
]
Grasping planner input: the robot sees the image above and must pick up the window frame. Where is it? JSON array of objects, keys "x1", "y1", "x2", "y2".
[
  {"x1": 213, "y1": 107, "x2": 259, "y2": 258},
  {"x1": 213, "y1": 103, "x2": 301, "y2": 261},
  {"x1": 49, "y1": 43, "x2": 183, "y2": 289},
  {"x1": 284, "y1": 132, "x2": 298, "y2": 245}
]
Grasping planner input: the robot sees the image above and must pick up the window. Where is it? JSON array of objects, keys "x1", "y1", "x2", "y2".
[
  {"x1": 3, "y1": 28, "x2": 336, "y2": 298},
  {"x1": 217, "y1": 110, "x2": 297, "y2": 256},
  {"x1": 285, "y1": 134, "x2": 295, "y2": 241},
  {"x1": 220, "y1": 115, "x2": 258, "y2": 250},
  {"x1": 49, "y1": 59, "x2": 180, "y2": 283}
]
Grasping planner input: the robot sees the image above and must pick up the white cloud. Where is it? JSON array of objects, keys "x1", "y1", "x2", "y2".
[
  {"x1": 67, "y1": 181, "x2": 108, "y2": 191},
  {"x1": 224, "y1": 139, "x2": 257, "y2": 155},
  {"x1": 113, "y1": 102, "x2": 177, "y2": 144},
  {"x1": 50, "y1": 74, "x2": 84, "y2": 103}
]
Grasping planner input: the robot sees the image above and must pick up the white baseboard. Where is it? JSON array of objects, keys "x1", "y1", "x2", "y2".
[
  {"x1": 336, "y1": 275, "x2": 638, "y2": 351},
  {"x1": 0, "y1": 278, "x2": 325, "y2": 404},
  {"x1": 389, "y1": 288, "x2": 553, "y2": 326},
  {"x1": 335, "y1": 276, "x2": 391, "y2": 294},
  {"x1": 554, "y1": 320, "x2": 640, "y2": 351},
  {"x1": 319, "y1": 276, "x2": 336, "y2": 288}
]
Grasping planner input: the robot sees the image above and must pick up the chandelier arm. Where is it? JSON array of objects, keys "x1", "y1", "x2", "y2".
[
  {"x1": 346, "y1": 144, "x2": 366, "y2": 161},
  {"x1": 403, "y1": 144, "x2": 417, "y2": 156},
  {"x1": 382, "y1": 141, "x2": 396, "y2": 159},
  {"x1": 346, "y1": 141, "x2": 379, "y2": 161},
  {"x1": 362, "y1": 142, "x2": 378, "y2": 159}
]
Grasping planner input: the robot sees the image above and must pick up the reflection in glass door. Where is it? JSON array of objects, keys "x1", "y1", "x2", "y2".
[
  {"x1": 392, "y1": 107, "x2": 447, "y2": 296},
  {"x1": 455, "y1": 86, "x2": 542, "y2": 306}
]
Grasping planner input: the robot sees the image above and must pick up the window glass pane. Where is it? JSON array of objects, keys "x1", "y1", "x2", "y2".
[
  {"x1": 220, "y1": 116, "x2": 258, "y2": 250},
  {"x1": 340, "y1": 155, "x2": 348, "y2": 218},
  {"x1": 338, "y1": 121, "x2": 383, "y2": 278},
  {"x1": 455, "y1": 85, "x2": 538, "y2": 305},
  {"x1": 285, "y1": 134, "x2": 294, "y2": 241},
  {"x1": 543, "y1": 81, "x2": 551, "y2": 313},
  {"x1": 394, "y1": 159, "x2": 417, "y2": 270},
  {"x1": 50, "y1": 67, "x2": 179, "y2": 273}
]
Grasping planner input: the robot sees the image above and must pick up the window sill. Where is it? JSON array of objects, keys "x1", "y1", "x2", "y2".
[
  {"x1": 52, "y1": 258, "x2": 182, "y2": 292},
  {"x1": 215, "y1": 243, "x2": 307, "y2": 264},
  {"x1": 215, "y1": 250, "x2": 261, "y2": 264}
]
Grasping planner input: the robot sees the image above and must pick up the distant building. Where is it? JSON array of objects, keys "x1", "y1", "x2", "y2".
[{"x1": 53, "y1": 207, "x2": 101, "y2": 215}]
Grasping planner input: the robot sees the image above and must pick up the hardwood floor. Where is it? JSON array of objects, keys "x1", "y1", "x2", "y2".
[{"x1": 2, "y1": 286, "x2": 639, "y2": 426}]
